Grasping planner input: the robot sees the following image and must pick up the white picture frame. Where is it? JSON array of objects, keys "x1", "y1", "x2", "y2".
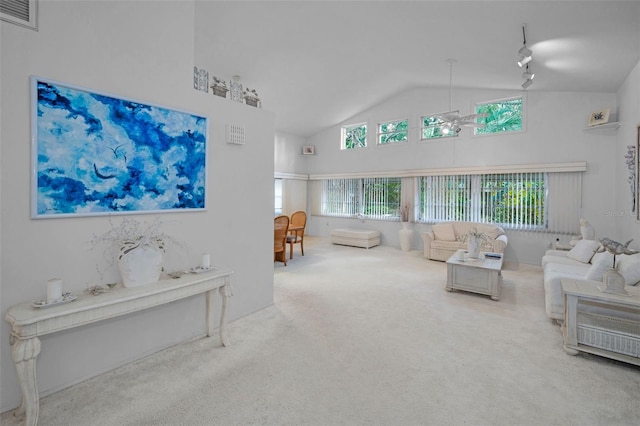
[
  {"x1": 588, "y1": 107, "x2": 610, "y2": 126},
  {"x1": 302, "y1": 145, "x2": 315, "y2": 155}
]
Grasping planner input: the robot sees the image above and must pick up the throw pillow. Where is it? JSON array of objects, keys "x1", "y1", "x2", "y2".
[
  {"x1": 584, "y1": 251, "x2": 614, "y2": 281},
  {"x1": 432, "y1": 223, "x2": 456, "y2": 241},
  {"x1": 617, "y1": 253, "x2": 640, "y2": 285},
  {"x1": 566, "y1": 239, "x2": 600, "y2": 264},
  {"x1": 477, "y1": 224, "x2": 500, "y2": 240}
]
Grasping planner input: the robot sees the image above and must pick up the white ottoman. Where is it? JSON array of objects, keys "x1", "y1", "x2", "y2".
[{"x1": 330, "y1": 228, "x2": 380, "y2": 249}]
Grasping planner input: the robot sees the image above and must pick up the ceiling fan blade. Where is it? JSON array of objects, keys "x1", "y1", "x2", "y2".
[
  {"x1": 458, "y1": 121, "x2": 486, "y2": 128},
  {"x1": 435, "y1": 111, "x2": 460, "y2": 121},
  {"x1": 458, "y1": 113, "x2": 488, "y2": 122}
]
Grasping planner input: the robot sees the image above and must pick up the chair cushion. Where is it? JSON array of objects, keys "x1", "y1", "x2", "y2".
[
  {"x1": 432, "y1": 223, "x2": 456, "y2": 241},
  {"x1": 566, "y1": 239, "x2": 600, "y2": 263}
]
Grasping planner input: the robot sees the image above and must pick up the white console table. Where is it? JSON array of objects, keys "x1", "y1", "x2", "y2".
[{"x1": 5, "y1": 268, "x2": 233, "y2": 426}]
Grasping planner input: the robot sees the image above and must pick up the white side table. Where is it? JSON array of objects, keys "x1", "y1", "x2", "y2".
[{"x1": 561, "y1": 278, "x2": 640, "y2": 365}]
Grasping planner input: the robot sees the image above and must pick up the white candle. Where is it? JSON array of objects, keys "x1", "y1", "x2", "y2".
[
  {"x1": 201, "y1": 254, "x2": 211, "y2": 270},
  {"x1": 47, "y1": 278, "x2": 63, "y2": 301}
]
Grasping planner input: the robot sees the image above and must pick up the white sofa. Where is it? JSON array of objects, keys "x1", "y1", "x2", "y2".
[
  {"x1": 422, "y1": 221, "x2": 508, "y2": 261},
  {"x1": 542, "y1": 240, "x2": 640, "y2": 321}
]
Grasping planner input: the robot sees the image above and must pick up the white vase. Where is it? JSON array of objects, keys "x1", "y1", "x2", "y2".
[
  {"x1": 467, "y1": 237, "x2": 481, "y2": 259},
  {"x1": 399, "y1": 222, "x2": 413, "y2": 252},
  {"x1": 118, "y1": 237, "x2": 165, "y2": 287},
  {"x1": 602, "y1": 267, "x2": 626, "y2": 293}
]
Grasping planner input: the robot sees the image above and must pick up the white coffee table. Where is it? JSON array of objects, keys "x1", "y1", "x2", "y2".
[{"x1": 446, "y1": 250, "x2": 504, "y2": 300}]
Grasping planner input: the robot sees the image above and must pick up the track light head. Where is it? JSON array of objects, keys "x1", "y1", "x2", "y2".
[
  {"x1": 517, "y1": 54, "x2": 532, "y2": 68},
  {"x1": 522, "y1": 79, "x2": 533, "y2": 89},
  {"x1": 522, "y1": 71, "x2": 535, "y2": 80},
  {"x1": 518, "y1": 46, "x2": 532, "y2": 57}
]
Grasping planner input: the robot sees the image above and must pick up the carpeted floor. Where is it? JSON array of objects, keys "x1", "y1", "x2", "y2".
[{"x1": 2, "y1": 237, "x2": 639, "y2": 425}]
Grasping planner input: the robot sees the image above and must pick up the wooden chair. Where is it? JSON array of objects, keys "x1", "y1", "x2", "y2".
[
  {"x1": 286, "y1": 211, "x2": 307, "y2": 259},
  {"x1": 274, "y1": 215, "x2": 289, "y2": 266}
]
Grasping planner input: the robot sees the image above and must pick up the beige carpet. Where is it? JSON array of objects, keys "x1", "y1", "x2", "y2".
[{"x1": 2, "y1": 237, "x2": 639, "y2": 426}]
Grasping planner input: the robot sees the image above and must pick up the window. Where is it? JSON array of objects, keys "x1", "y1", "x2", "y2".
[
  {"x1": 322, "y1": 177, "x2": 401, "y2": 221},
  {"x1": 418, "y1": 172, "x2": 546, "y2": 230},
  {"x1": 421, "y1": 115, "x2": 456, "y2": 140},
  {"x1": 378, "y1": 119, "x2": 408, "y2": 145},
  {"x1": 341, "y1": 123, "x2": 367, "y2": 150},
  {"x1": 475, "y1": 96, "x2": 523, "y2": 135},
  {"x1": 274, "y1": 178, "x2": 283, "y2": 216}
]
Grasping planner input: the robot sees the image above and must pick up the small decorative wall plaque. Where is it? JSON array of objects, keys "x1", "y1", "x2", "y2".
[{"x1": 588, "y1": 107, "x2": 610, "y2": 126}]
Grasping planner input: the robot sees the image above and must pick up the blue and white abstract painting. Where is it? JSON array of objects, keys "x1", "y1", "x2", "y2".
[{"x1": 32, "y1": 77, "x2": 207, "y2": 218}]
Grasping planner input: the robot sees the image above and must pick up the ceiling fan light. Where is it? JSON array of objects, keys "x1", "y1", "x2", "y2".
[{"x1": 522, "y1": 79, "x2": 533, "y2": 89}]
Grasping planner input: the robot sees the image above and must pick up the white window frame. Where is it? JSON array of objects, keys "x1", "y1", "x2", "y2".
[
  {"x1": 377, "y1": 118, "x2": 408, "y2": 145},
  {"x1": 341, "y1": 122, "x2": 367, "y2": 150}
]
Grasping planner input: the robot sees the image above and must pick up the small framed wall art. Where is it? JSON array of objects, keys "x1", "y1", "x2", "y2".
[
  {"x1": 588, "y1": 107, "x2": 610, "y2": 126},
  {"x1": 302, "y1": 145, "x2": 315, "y2": 155}
]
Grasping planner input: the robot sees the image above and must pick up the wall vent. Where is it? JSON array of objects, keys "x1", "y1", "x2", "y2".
[
  {"x1": 1, "y1": 0, "x2": 37, "y2": 30},
  {"x1": 226, "y1": 124, "x2": 245, "y2": 145}
]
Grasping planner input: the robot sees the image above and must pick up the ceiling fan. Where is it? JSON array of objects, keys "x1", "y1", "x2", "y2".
[{"x1": 433, "y1": 59, "x2": 487, "y2": 135}]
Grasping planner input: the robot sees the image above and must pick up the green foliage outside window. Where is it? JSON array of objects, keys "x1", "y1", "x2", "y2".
[
  {"x1": 481, "y1": 177, "x2": 545, "y2": 226},
  {"x1": 475, "y1": 97, "x2": 523, "y2": 135},
  {"x1": 343, "y1": 123, "x2": 367, "y2": 149},
  {"x1": 363, "y1": 178, "x2": 401, "y2": 217},
  {"x1": 378, "y1": 120, "x2": 408, "y2": 144}
]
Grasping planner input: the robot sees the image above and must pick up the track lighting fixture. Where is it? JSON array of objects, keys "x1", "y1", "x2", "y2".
[
  {"x1": 517, "y1": 25, "x2": 532, "y2": 67},
  {"x1": 521, "y1": 63, "x2": 534, "y2": 89}
]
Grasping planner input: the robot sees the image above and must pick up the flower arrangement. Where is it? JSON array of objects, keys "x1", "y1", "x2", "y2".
[
  {"x1": 210, "y1": 76, "x2": 229, "y2": 97},
  {"x1": 461, "y1": 228, "x2": 491, "y2": 244},
  {"x1": 90, "y1": 216, "x2": 183, "y2": 289},
  {"x1": 243, "y1": 88, "x2": 259, "y2": 100},
  {"x1": 210, "y1": 76, "x2": 227, "y2": 89},
  {"x1": 243, "y1": 88, "x2": 260, "y2": 107}
]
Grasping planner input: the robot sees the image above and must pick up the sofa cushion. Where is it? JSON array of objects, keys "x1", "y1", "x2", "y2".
[
  {"x1": 566, "y1": 239, "x2": 600, "y2": 263},
  {"x1": 432, "y1": 223, "x2": 456, "y2": 241},
  {"x1": 584, "y1": 251, "x2": 614, "y2": 281},
  {"x1": 542, "y1": 252, "x2": 585, "y2": 270},
  {"x1": 617, "y1": 253, "x2": 640, "y2": 285},
  {"x1": 476, "y1": 223, "x2": 502, "y2": 240}
]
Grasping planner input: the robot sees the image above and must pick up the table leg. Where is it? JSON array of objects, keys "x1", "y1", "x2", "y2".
[
  {"x1": 11, "y1": 336, "x2": 41, "y2": 426},
  {"x1": 205, "y1": 283, "x2": 232, "y2": 346},
  {"x1": 219, "y1": 284, "x2": 232, "y2": 347},
  {"x1": 562, "y1": 293, "x2": 580, "y2": 355}
]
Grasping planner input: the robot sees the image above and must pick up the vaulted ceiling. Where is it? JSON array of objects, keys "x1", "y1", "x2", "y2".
[{"x1": 195, "y1": 1, "x2": 640, "y2": 137}]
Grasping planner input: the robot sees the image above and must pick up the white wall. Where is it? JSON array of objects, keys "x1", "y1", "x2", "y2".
[
  {"x1": 1, "y1": 1, "x2": 274, "y2": 411},
  {"x1": 303, "y1": 87, "x2": 619, "y2": 264},
  {"x1": 615, "y1": 61, "x2": 640, "y2": 248}
]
